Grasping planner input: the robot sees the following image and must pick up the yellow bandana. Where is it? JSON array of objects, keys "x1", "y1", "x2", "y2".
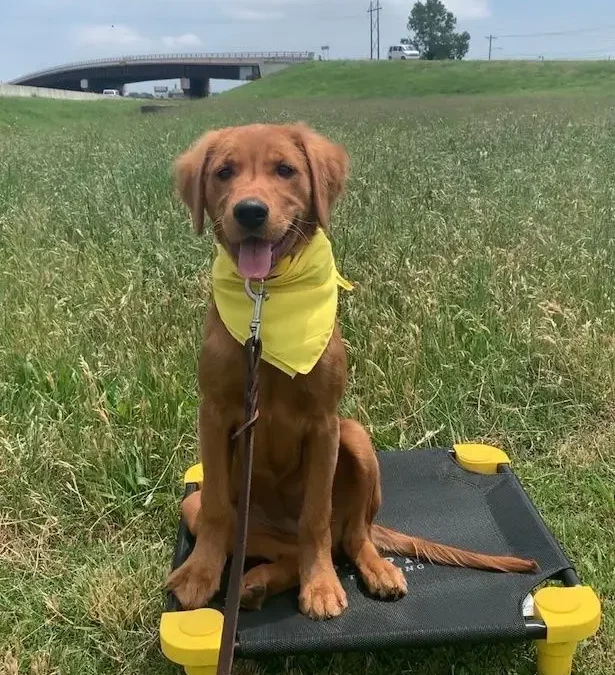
[{"x1": 212, "y1": 228, "x2": 353, "y2": 378}]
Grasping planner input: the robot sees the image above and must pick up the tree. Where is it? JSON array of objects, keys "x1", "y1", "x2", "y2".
[{"x1": 408, "y1": 0, "x2": 471, "y2": 60}]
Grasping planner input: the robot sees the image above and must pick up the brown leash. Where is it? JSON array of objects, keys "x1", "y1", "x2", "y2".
[{"x1": 216, "y1": 280, "x2": 266, "y2": 675}]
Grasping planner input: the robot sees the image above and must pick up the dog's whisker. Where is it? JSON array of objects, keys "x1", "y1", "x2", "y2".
[
  {"x1": 212, "y1": 218, "x2": 224, "y2": 238},
  {"x1": 287, "y1": 222, "x2": 310, "y2": 244}
]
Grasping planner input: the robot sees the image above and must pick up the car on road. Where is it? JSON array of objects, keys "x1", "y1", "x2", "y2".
[
  {"x1": 102, "y1": 89, "x2": 121, "y2": 97},
  {"x1": 388, "y1": 44, "x2": 420, "y2": 60}
]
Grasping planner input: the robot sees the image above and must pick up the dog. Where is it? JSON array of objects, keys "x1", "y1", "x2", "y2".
[{"x1": 166, "y1": 122, "x2": 537, "y2": 620}]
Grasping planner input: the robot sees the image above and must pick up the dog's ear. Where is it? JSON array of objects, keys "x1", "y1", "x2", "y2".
[
  {"x1": 291, "y1": 123, "x2": 349, "y2": 228},
  {"x1": 173, "y1": 130, "x2": 221, "y2": 235}
]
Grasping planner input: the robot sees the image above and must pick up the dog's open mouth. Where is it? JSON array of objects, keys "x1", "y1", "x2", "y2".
[{"x1": 237, "y1": 230, "x2": 294, "y2": 280}]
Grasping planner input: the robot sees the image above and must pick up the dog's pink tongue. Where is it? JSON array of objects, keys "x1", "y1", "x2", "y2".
[{"x1": 238, "y1": 238, "x2": 273, "y2": 280}]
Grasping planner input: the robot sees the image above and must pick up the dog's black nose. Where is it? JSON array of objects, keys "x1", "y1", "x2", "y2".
[{"x1": 233, "y1": 199, "x2": 269, "y2": 230}]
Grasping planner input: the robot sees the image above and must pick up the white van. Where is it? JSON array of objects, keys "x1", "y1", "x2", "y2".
[
  {"x1": 388, "y1": 44, "x2": 420, "y2": 60},
  {"x1": 102, "y1": 89, "x2": 121, "y2": 97}
]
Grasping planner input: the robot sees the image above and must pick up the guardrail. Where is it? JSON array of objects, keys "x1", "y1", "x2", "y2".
[{"x1": 11, "y1": 52, "x2": 315, "y2": 83}]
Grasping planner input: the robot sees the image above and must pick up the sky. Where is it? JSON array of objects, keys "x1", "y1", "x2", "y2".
[{"x1": 3, "y1": 0, "x2": 615, "y2": 92}]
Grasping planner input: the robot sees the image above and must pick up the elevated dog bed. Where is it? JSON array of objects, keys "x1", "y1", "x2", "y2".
[{"x1": 160, "y1": 444, "x2": 601, "y2": 675}]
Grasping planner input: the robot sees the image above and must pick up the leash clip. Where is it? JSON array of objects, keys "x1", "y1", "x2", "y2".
[{"x1": 244, "y1": 278, "x2": 268, "y2": 342}]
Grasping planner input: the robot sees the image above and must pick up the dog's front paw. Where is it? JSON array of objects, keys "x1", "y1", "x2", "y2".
[
  {"x1": 299, "y1": 574, "x2": 348, "y2": 620},
  {"x1": 166, "y1": 552, "x2": 222, "y2": 610},
  {"x1": 359, "y1": 557, "x2": 408, "y2": 599}
]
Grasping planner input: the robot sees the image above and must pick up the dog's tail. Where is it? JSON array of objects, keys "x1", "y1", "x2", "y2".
[{"x1": 371, "y1": 524, "x2": 538, "y2": 573}]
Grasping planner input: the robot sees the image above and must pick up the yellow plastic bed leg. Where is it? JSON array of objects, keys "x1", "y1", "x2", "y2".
[
  {"x1": 160, "y1": 607, "x2": 224, "y2": 674},
  {"x1": 534, "y1": 586, "x2": 601, "y2": 675},
  {"x1": 536, "y1": 641, "x2": 577, "y2": 675},
  {"x1": 453, "y1": 443, "x2": 511, "y2": 474},
  {"x1": 183, "y1": 462, "x2": 204, "y2": 485}
]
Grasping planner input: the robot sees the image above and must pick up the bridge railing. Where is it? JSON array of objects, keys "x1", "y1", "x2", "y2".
[{"x1": 11, "y1": 52, "x2": 315, "y2": 83}]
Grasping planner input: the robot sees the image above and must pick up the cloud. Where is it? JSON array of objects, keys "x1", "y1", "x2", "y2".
[
  {"x1": 161, "y1": 33, "x2": 203, "y2": 49},
  {"x1": 74, "y1": 25, "x2": 205, "y2": 52},
  {"x1": 445, "y1": 0, "x2": 491, "y2": 19},
  {"x1": 223, "y1": 8, "x2": 285, "y2": 21},
  {"x1": 220, "y1": 0, "x2": 297, "y2": 21},
  {"x1": 221, "y1": 0, "x2": 299, "y2": 7},
  {"x1": 75, "y1": 24, "x2": 150, "y2": 49},
  {"x1": 388, "y1": 0, "x2": 491, "y2": 20}
]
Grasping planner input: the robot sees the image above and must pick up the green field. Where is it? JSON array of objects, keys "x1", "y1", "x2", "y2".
[
  {"x1": 0, "y1": 97, "x2": 140, "y2": 130},
  {"x1": 1, "y1": 73, "x2": 614, "y2": 675},
  {"x1": 229, "y1": 59, "x2": 615, "y2": 98}
]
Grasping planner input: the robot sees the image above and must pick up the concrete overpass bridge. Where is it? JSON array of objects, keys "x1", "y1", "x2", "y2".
[{"x1": 9, "y1": 52, "x2": 315, "y2": 97}]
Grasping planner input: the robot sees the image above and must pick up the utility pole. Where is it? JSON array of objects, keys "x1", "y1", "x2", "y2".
[
  {"x1": 368, "y1": 2, "x2": 383, "y2": 60},
  {"x1": 485, "y1": 34, "x2": 497, "y2": 60}
]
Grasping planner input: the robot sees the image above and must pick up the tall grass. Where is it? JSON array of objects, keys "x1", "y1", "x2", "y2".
[{"x1": 0, "y1": 95, "x2": 613, "y2": 674}]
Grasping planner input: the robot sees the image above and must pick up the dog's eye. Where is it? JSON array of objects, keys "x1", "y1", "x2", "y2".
[
  {"x1": 216, "y1": 166, "x2": 234, "y2": 181},
  {"x1": 276, "y1": 163, "x2": 295, "y2": 178}
]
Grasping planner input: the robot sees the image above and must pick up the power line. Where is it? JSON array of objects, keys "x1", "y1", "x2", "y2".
[
  {"x1": 504, "y1": 49, "x2": 615, "y2": 60},
  {"x1": 497, "y1": 24, "x2": 615, "y2": 39},
  {"x1": 482, "y1": 23, "x2": 615, "y2": 59},
  {"x1": 367, "y1": 1, "x2": 382, "y2": 60}
]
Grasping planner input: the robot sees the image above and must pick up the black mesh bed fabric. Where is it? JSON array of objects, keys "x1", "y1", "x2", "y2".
[{"x1": 183, "y1": 448, "x2": 572, "y2": 657}]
